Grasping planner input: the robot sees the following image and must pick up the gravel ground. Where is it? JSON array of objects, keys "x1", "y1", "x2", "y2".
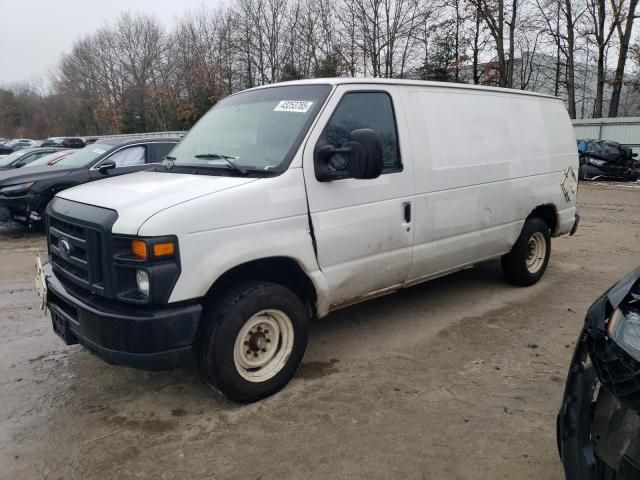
[{"x1": 0, "y1": 182, "x2": 639, "y2": 480}]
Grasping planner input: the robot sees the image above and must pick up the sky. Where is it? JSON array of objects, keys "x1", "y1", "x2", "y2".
[{"x1": 0, "y1": 0, "x2": 222, "y2": 86}]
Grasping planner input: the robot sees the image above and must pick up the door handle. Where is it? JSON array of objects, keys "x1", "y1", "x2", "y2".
[{"x1": 403, "y1": 202, "x2": 411, "y2": 223}]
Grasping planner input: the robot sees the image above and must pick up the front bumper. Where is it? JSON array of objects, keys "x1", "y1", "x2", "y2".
[
  {"x1": 44, "y1": 262, "x2": 202, "y2": 370},
  {"x1": 557, "y1": 330, "x2": 640, "y2": 480},
  {"x1": 0, "y1": 191, "x2": 42, "y2": 222},
  {"x1": 558, "y1": 268, "x2": 640, "y2": 479}
]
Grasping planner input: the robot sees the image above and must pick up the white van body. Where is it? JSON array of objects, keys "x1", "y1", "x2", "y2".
[
  {"x1": 43, "y1": 79, "x2": 578, "y2": 401},
  {"x1": 59, "y1": 79, "x2": 578, "y2": 315}
]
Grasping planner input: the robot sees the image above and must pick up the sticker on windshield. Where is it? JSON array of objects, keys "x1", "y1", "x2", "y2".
[
  {"x1": 92, "y1": 149, "x2": 106, "y2": 154},
  {"x1": 274, "y1": 100, "x2": 314, "y2": 113}
]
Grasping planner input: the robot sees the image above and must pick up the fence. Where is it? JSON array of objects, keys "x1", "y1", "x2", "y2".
[
  {"x1": 573, "y1": 117, "x2": 640, "y2": 154},
  {"x1": 86, "y1": 121, "x2": 640, "y2": 154},
  {"x1": 94, "y1": 131, "x2": 186, "y2": 141}
]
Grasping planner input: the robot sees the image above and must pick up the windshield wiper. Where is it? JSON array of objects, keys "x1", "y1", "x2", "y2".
[{"x1": 194, "y1": 153, "x2": 248, "y2": 175}]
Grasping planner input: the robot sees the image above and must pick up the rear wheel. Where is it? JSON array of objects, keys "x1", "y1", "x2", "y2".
[
  {"x1": 501, "y1": 217, "x2": 551, "y2": 286},
  {"x1": 198, "y1": 281, "x2": 308, "y2": 403}
]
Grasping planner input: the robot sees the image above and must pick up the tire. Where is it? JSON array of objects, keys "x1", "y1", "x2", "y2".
[
  {"x1": 198, "y1": 281, "x2": 309, "y2": 403},
  {"x1": 501, "y1": 217, "x2": 551, "y2": 286}
]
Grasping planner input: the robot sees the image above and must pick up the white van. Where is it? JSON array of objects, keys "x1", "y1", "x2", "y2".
[{"x1": 37, "y1": 79, "x2": 579, "y2": 402}]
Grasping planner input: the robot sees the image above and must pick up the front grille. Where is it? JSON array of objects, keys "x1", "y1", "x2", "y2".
[{"x1": 49, "y1": 215, "x2": 104, "y2": 293}]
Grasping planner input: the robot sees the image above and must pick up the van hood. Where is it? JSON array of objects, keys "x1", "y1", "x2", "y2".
[{"x1": 57, "y1": 171, "x2": 257, "y2": 233}]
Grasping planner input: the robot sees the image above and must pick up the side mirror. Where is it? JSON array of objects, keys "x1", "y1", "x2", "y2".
[
  {"x1": 14, "y1": 161, "x2": 25, "y2": 168},
  {"x1": 98, "y1": 160, "x2": 116, "y2": 174},
  {"x1": 314, "y1": 128, "x2": 384, "y2": 182}
]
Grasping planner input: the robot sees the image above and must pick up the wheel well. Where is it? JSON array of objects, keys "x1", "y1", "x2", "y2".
[
  {"x1": 202, "y1": 257, "x2": 317, "y2": 317},
  {"x1": 529, "y1": 204, "x2": 558, "y2": 235}
]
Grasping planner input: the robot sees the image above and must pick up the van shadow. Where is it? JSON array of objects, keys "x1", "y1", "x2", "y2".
[
  {"x1": 56, "y1": 260, "x2": 507, "y2": 412},
  {"x1": 306, "y1": 260, "x2": 508, "y2": 359}
]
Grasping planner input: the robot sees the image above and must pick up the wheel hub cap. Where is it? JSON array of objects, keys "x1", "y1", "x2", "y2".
[
  {"x1": 233, "y1": 309, "x2": 295, "y2": 383},
  {"x1": 525, "y1": 232, "x2": 547, "y2": 274}
]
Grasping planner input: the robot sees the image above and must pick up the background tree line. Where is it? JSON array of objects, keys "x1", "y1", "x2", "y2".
[{"x1": 1, "y1": 0, "x2": 639, "y2": 139}]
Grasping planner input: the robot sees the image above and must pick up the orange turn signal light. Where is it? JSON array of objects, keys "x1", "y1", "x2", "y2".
[
  {"x1": 131, "y1": 240, "x2": 148, "y2": 260},
  {"x1": 153, "y1": 242, "x2": 175, "y2": 257}
]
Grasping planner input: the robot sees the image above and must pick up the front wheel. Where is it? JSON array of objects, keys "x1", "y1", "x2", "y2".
[
  {"x1": 501, "y1": 217, "x2": 551, "y2": 286},
  {"x1": 198, "y1": 281, "x2": 309, "y2": 403}
]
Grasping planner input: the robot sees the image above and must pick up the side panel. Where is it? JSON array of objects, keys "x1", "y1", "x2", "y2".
[
  {"x1": 401, "y1": 87, "x2": 577, "y2": 282},
  {"x1": 302, "y1": 85, "x2": 415, "y2": 308}
]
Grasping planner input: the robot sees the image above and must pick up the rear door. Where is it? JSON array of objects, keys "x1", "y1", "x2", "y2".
[{"x1": 302, "y1": 85, "x2": 414, "y2": 309}]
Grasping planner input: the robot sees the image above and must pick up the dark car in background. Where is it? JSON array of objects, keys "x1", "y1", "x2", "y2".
[
  {"x1": 558, "y1": 268, "x2": 640, "y2": 480},
  {"x1": 4, "y1": 139, "x2": 35, "y2": 152},
  {"x1": 578, "y1": 139, "x2": 639, "y2": 181},
  {"x1": 0, "y1": 137, "x2": 178, "y2": 225},
  {"x1": 0, "y1": 147, "x2": 67, "y2": 171},
  {"x1": 40, "y1": 137, "x2": 86, "y2": 149},
  {"x1": 0, "y1": 145, "x2": 13, "y2": 155}
]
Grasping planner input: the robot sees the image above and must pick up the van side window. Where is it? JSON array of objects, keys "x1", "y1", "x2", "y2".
[{"x1": 318, "y1": 92, "x2": 401, "y2": 174}]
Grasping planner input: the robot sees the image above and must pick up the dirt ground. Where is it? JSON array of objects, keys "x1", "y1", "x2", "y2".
[{"x1": 0, "y1": 182, "x2": 639, "y2": 480}]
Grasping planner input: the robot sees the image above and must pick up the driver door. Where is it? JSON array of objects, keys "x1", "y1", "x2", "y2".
[{"x1": 302, "y1": 85, "x2": 414, "y2": 309}]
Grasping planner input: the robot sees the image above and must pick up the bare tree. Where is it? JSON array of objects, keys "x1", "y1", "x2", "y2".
[
  {"x1": 608, "y1": 0, "x2": 639, "y2": 116},
  {"x1": 585, "y1": 0, "x2": 622, "y2": 117},
  {"x1": 468, "y1": 0, "x2": 519, "y2": 87}
]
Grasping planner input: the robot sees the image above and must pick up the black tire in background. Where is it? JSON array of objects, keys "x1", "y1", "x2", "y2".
[
  {"x1": 198, "y1": 281, "x2": 309, "y2": 403},
  {"x1": 501, "y1": 216, "x2": 551, "y2": 286}
]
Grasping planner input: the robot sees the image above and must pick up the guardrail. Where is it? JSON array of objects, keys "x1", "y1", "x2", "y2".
[{"x1": 92, "y1": 131, "x2": 186, "y2": 140}]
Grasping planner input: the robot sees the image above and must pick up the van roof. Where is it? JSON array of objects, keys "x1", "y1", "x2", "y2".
[{"x1": 248, "y1": 77, "x2": 560, "y2": 101}]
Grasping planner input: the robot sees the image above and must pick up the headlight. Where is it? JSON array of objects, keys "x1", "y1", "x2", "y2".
[
  {"x1": 131, "y1": 238, "x2": 176, "y2": 261},
  {"x1": 589, "y1": 158, "x2": 607, "y2": 167},
  {"x1": 136, "y1": 270, "x2": 150, "y2": 297},
  {"x1": 0, "y1": 181, "x2": 34, "y2": 195},
  {"x1": 112, "y1": 235, "x2": 180, "y2": 304},
  {"x1": 608, "y1": 308, "x2": 640, "y2": 361}
]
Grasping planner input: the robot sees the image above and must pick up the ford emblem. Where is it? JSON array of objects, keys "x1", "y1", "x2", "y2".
[{"x1": 58, "y1": 238, "x2": 72, "y2": 259}]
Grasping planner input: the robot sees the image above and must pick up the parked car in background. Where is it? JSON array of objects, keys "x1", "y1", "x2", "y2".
[
  {"x1": 0, "y1": 137, "x2": 178, "y2": 225},
  {"x1": 4, "y1": 139, "x2": 35, "y2": 151},
  {"x1": 558, "y1": 267, "x2": 640, "y2": 480},
  {"x1": 0, "y1": 144, "x2": 13, "y2": 156},
  {"x1": 82, "y1": 137, "x2": 98, "y2": 145},
  {"x1": 578, "y1": 139, "x2": 639, "y2": 181},
  {"x1": 40, "y1": 137, "x2": 86, "y2": 149},
  {"x1": 0, "y1": 147, "x2": 66, "y2": 171},
  {"x1": 23, "y1": 149, "x2": 76, "y2": 167}
]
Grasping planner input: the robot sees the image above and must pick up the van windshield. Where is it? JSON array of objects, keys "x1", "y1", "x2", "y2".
[{"x1": 165, "y1": 84, "x2": 332, "y2": 175}]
